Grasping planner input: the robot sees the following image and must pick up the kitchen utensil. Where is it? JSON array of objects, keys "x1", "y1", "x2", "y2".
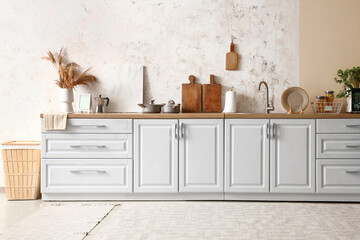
[
  {"x1": 163, "y1": 100, "x2": 181, "y2": 113},
  {"x1": 226, "y1": 40, "x2": 238, "y2": 70},
  {"x1": 281, "y1": 87, "x2": 309, "y2": 114},
  {"x1": 94, "y1": 95, "x2": 110, "y2": 113},
  {"x1": 203, "y1": 74, "x2": 221, "y2": 112},
  {"x1": 182, "y1": 75, "x2": 202, "y2": 113},
  {"x1": 138, "y1": 100, "x2": 165, "y2": 113},
  {"x1": 223, "y1": 88, "x2": 237, "y2": 113}
]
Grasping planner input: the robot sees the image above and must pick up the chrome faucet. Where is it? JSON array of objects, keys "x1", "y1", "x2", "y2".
[{"x1": 258, "y1": 81, "x2": 274, "y2": 114}]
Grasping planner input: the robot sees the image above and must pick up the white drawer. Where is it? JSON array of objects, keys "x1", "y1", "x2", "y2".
[
  {"x1": 42, "y1": 134, "x2": 132, "y2": 159},
  {"x1": 42, "y1": 119, "x2": 133, "y2": 134},
  {"x1": 317, "y1": 119, "x2": 360, "y2": 134},
  {"x1": 317, "y1": 134, "x2": 360, "y2": 158},
  {"x1": 316, "y1": 159, "x2": 360, "y2": 193},
  {"x1": 41, "y1": 159, "x2": 132, "y2": 193}
]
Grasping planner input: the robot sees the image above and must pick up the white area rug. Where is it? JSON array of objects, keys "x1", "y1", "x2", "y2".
[
  {"x1": 0, "y1": 203, "x2": 116, "y2": 240},
  {"x1": 86, "y1": 202, "x2": 360, "y2": 240}
]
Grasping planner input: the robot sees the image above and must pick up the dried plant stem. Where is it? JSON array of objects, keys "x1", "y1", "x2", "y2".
[{"x1": 42, "y1": 48, "x2": 96, "y2": 89}]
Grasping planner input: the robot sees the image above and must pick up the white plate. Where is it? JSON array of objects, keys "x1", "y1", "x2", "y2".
[{"x1": 281, "y1": 87, "x2": 309, "y2": 113}]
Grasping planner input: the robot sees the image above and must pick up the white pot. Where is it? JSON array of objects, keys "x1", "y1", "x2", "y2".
[
  {"x1": 347, "y1": 95, "x2": 352, "y2": 113},
  {"x1": 59, "y1": 88, "x2": 74, "y2": 113}
]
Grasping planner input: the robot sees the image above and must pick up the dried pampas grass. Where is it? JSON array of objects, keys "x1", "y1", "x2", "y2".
[{"x1": 42, "y1": 48, "x2": 96, "y2": 89}]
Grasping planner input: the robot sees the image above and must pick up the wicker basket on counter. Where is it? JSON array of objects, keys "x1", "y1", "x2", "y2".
[
  {"x1": 311, "y1": 102, "x2": 343, "y2": 114},
  {"x1": 1, "y1": 141, "x2": 41, "y2": 200}
]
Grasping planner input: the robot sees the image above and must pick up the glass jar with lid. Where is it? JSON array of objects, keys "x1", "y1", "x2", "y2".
[
  {"x1": 316, "y1": 96, "x2": 326, "y2": 113},
  {"x1": 325, "y1": 91, "x2": 335, "y2": 102}
]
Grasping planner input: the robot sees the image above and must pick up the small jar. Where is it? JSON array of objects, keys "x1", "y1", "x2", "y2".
[
  {"x1": 325, "y1": 91, "x2": 335, "y2": 102},
  {"x1": 316, "y1": 96, "x2": 326, "y2": 113}
]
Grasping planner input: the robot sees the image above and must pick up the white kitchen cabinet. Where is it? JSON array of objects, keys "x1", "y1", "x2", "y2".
[
  {"x1": 270, "y1": 119, "x2": 315, "y2": 193},
  {"x1": 41, "y1": 119, "x2": 133, "y2": 134},
  {"x1": 179, "y1": 119, "x2": 224, "y2": 192},
  {"x1": 316, "y1": 134, "x2": 360, "y2": 159},
  {"x1": 134, "y1": 120, "x2": 178, "y2": 193},
  {"x1": 317, "y1": 119, "x2": 360, "y2": 134},
  {"x1": 317, "y1": 159, "x2": 360, "y2": 194},
  {"x1": 42, "y1": 133, "x2": 132, "y2": 159},
  {"x1": 225, "y1": 119, "x2": 269, "y2": 193},
  {"x1": 42, "y1": 159, "x2": 132, "y2": 193}
]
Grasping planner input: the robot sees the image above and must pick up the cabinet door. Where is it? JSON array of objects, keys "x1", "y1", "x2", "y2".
[
  {"x1": 179, "y1": 119, "x2": 223, "y2": 192},
  {"x1": 134, "y1": 120, "x2": 178, "y2": 193},
  {"x1": 225, "y1": 119, "x2": 269, "y2": 193},
  {"x1": 270, "y1": 119, "x2": 315, "y2": 193}
]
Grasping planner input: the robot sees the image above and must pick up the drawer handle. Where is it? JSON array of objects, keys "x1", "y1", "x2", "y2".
[
  {"x1": 70, "y1": 170, "x2": 107, "y2": 173},
  {"x1": 180, "y1": 123, "x2": 184, "y2": 138},
  {"x1": 345, "y1": 124, "x2": 360, "y2": 128},
  {"x1": 345, "y1": 145, "x2": 360, "y2": 148},
  {"x1": 344, "y1": 170, "x2": 360, "y2": 174},
  {"x1": 69, "y1": 145, "x2": 106, "y2": 148},
  {"x1": 72, "y1": 125, "x2": 106, "y2": 128}
]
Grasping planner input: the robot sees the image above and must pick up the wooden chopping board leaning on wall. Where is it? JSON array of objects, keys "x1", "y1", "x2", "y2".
[
  {"x1": 182, "y1": 75, "x2": 202, "y2": 113},
  {"x1": 203, "y1": 74, "x2": 221, "y2": 113}
]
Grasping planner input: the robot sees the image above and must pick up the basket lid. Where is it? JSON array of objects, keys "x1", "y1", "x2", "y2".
[{"x1": 2, "y1": 141, "x2": 40, "y2": 149}]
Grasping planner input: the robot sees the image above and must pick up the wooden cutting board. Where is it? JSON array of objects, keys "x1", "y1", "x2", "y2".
[
  {"x1": 203, "y1": 74, "x2": 221, "y2": 113},
  {"x1": 226, "y1": 43, "x2": 238, "y2": 70},
  {"x1": 182, "y1": 75, "x2": 202, "y2": 113}
]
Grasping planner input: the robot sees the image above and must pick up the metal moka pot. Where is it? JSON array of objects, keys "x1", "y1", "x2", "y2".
[{"x1": 94, "y1": 95, "x2": 110, "y2": 113}]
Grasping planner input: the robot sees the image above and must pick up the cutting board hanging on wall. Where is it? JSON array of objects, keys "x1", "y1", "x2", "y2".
[
  {"x1": 226, "y1": 42, "x2": 238, "y2": 70},
  {"x1": 182, "y1": 75, "x2": 202, "y2": 113},
  {"x1": 203, "y1": 74, "x2": 221, "y2": 113}
]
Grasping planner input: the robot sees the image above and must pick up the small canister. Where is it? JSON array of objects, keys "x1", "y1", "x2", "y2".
[
  {"x1": 316, "y1": 96, "x2": 326, "y2": 113},
  {"x1": 325, "y1": 91, "x2": 335, "y2": 102}
]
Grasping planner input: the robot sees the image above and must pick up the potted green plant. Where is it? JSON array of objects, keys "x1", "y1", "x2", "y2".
[{"x1": 334, "y1": 66, "x2": 360, "y2": 112}]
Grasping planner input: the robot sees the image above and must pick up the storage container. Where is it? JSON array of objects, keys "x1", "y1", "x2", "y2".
[{"x1": 2, "y1": 141, "x2": 41, "y2": 200}]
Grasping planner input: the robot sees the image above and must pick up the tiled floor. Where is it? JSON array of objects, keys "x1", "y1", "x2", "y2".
[{"x1": 0, "y1": 193, "x2": 42, "y2": 234}]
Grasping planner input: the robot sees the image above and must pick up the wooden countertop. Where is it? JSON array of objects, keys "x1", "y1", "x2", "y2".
[
  {"x1": 40, "y1": 112, "x2": 360, "y2": 119},
  {"x1": 224, "y1": 113, "x2": 360, "y2": 119},
  {"x1": 40, "y1": 113, "x2": 225, "y2": 119}
]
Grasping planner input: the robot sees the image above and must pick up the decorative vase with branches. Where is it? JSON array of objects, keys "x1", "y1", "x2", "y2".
[{"x1": 42, "y1": 48, "x2": 96, "y2": 112}]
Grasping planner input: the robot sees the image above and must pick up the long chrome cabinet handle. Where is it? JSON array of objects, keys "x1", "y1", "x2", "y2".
[
  {"x1": 345, "y1": 124, "x2": 360, "y2": 128},
  {"x1": 345, "y1": 145, "x2": 360, "y2": 148},
  {"x1": 344, "y1": 170, "x2": 360, "y2": 174},
  {"x1": 269, "y1": 123, "x2": 275, "y2": 138},
  {"x1": 69, "y1": 145, "x2": 106, "y2": 148},
  {"x1": 72, "y1": 125, "x2": 106, "y2": 128},
  {"x1": 180, "y1": 123, "x2": 184, "y2": 138},
  {"x1": 70, "y1": 170, "x2": 107, "y2": 173},
  {"x1": 266, "y1": 123, "x2": 269, "y2": 139},
  {"x1": 174, "y1": 123, "x2": 178, "y2": 139},
  {"x1": 272, "y1": 123, "x2": 276, "y2": 138}
]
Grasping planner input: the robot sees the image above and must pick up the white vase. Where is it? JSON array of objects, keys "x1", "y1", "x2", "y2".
[
  {"x1": 347, "y1": 95, "x2": 352, "y2": 113},
  {"x1": 59, "y1": 88, "x2": 74, "y2": 113}
]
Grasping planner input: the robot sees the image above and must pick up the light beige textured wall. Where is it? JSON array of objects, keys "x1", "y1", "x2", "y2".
[
  {"x1": 0, "y1": 0, "x2": 299, "y2": 187},
  {"x1": 300, "y1": 0, "x2": 360, "y2": 112}
]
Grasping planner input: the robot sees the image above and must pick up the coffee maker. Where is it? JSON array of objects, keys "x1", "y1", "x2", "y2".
[{"x1": 94, "y1": 95, "x2": 110, "y2": 113}]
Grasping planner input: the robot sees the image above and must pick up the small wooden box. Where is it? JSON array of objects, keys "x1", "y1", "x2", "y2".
[{"x1": 2, "y1": 141, "x2": 41, "y2": 200}]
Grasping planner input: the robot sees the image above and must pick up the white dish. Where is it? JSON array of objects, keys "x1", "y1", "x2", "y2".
[{"x1": 281, "y1": 87, "x2": 309, "y2": 113}]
